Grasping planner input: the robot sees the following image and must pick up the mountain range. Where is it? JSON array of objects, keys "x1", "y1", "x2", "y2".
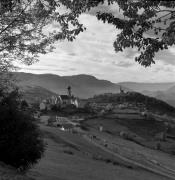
[
  {"x1": 13, "y1": 72, "x2": 127, "y2": 99},
  {"x1": 13, "y1": 72, "x2": 175, "y2": 107}
]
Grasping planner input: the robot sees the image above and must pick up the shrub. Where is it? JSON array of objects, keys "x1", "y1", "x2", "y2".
[
  {"x1": 51, "y1": 104, "x2": 61, "y2": 112},
  {"x1": 21, "y1": 99, "x2": 29, "y2": 110},
  {"x1": 0, "y1": 89, "x2": 45, "y2": 170}
]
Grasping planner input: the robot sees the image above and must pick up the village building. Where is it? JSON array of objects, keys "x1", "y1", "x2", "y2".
[
  {"x1": 40, "y1": 101, "x2": 46, "y2": 111},
  {"x1": 39, "y1": 86, "x2": 79, "y2": 110},
  {"x1": 58, "y1": 95, "x2": 71, "y2": 106},
  {"x1": 50, "y1": 95, "x2": 58, "y2": 105},
  {"x1": 57, "y1": 86, "x2": 79, "y2": 108},
  {"x1": 57, "y1": 95, "x2": 78, "y2": 108}
]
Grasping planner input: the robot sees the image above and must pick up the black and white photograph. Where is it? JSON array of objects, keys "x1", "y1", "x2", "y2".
[{"x1": 1, "y1": 0, "x2": 175, "y2": 180}]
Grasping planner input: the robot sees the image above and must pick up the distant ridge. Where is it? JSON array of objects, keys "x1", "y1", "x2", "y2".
[
  {"x1": 118, "y1": 82, "x2": 175, "y2": 107},
  {"x1": 118, "y1": 82, "x2": 175, "y2": 92},
  {"x1": 12, "y1": 72, "x2": 175, "y2": 107},
  {"x1": 13, "y1": 72, "x2": 128, "y2": 99}
]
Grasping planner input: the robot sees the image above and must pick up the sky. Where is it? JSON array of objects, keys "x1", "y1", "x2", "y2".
[{"x1": 17, "y1": 3, "x2": 175, "y2": 83}]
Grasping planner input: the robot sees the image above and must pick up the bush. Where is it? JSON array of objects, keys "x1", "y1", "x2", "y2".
[
  {"x1": 51, "y1": 104, "x2": 61, "y2": 112},
  {"x1": 0, "y1": 89, "x2": 45, "y2": 170},
  {"x1": 21, "y1": 99, "x2": 29, "y2": 110}
]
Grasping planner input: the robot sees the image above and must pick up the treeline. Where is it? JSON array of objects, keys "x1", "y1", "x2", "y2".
[{"x1": 90, "y1": 92, "x2": 175, "y2": 115}]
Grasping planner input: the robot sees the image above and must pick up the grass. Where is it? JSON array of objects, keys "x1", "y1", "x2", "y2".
[
  {"x1": 27, "y1": 125, "x2": 171, "y2": 180},
  {"x1": 0, "y1": 162, "x2": 33, "y2": 180},
  {"x1": 82, "y1": 109, "x2": 175, "y2": 155},
  {"x1": 115, "y1": 117, "x2": 165, "y2": 140}
]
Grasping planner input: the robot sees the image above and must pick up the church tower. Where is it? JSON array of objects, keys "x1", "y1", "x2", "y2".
[{"x1": 67, "y1": 86, "x2": 72, "y2": 97}]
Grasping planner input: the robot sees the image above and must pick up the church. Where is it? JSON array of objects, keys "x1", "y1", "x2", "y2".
[
  {"x1": 39, "y1": 86, "x2": 79, "y2": 111},
  {"x1": 57, "y1": 86, "x2": 79, "y2": 108}
]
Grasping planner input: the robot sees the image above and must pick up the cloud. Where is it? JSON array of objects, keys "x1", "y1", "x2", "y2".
[
  {"x1": 121, "y1": 48, "x2": 139, "y2": 60},
  {"x1": 113, "y1": 60, "x2": 134, "y2": 68},
  {"x1": 21, "y1": 67, "x2": 66, "y2": 72},
  {"x1": 17, "y1": 11, "x2": 175, "y2": 83},
  {"x1": 68, "y1": 67, "x2": 77, "y2": 71},
  {"x1": 155, "y1": 48, "x2": 175, "y2": 65},
  {"x1": 68, "y1": 53, "x2": 77, "y2": 56}
]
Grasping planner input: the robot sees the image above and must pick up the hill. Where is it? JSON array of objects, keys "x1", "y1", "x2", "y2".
[
  {"x1": 118, "y1": 82, "x2": 175, "y2": 107},
  {"x1": 13, "y1": 72, "x2": 128, "y2": 99},
  {"x1": 142, "y1": 87, "x2": 175, "y2": 108},
  {"x1": 89, "y1": 91, "x2": 175, "y2": 116}
]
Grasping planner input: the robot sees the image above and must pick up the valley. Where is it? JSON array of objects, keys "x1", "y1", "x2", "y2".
[{"x1": 13, "y1": 72, "x2": 175, "y2": 107}]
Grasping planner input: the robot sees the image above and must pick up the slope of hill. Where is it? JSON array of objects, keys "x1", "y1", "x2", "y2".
[
  {"x1": 27, "y1": 125, "x2": 172, "y2": 180},
  {"x1": 13, "y1": 72, "x2": 128, "y2": 98},
  {"x1": 118, "y1": 82, "x2": 175, "y2": 107},
  {"x1": 142, "y1": 89, "x2": 175, "y2": 108},
  {"x1": 20, "y1": 86, "x2": 57, "y2": 103},
  {"x1": 0, "y1": 162, "x2": 32, "y2": 180},
  {"x1": 163, "y1": 86, "x2": 175, "y2": 107},
  {"x1": 166, "y1": 85, "x2": 175, "y2": 93}
]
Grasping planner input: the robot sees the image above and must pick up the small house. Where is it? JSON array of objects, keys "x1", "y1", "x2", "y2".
[{"x1": 40, "y1": 101, "x2": 46, "y2": 111}]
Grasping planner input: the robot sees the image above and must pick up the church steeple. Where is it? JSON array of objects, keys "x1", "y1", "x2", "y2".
[{"x1": 67, "y1": 86, "x2": 71, "y2": 97}]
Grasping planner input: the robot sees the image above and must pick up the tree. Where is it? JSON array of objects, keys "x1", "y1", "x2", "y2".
[
  {"x1": 0, "y1": 0, "x2": 85, "y2": 70},
  {"x1": 96, "y1": 1, "x2": 175, "y2": 66},
  {"x1": 1, "y1": 1, "x2": 175, "y2": 70},
  {"x1": 0, "y1": 88, "x2": 45, "y2": 170},
  {"x1": 60, "y1": 0, "x2": 175, "y2": 67}
]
